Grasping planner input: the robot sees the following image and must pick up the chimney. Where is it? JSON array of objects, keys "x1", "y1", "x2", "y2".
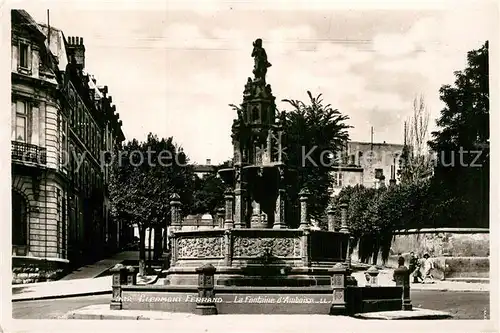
[
  {"x1": 206, "y1": 159, "x2": 211, "y2": 165},
  {"x1": 67, "y1": 36, "x2": 85, "y2": 69}
]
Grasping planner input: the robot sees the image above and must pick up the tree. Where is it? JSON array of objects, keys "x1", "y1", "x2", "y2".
[
  {"x1": 399, "y1": 95, "x2": 433, "y2": 184},
  {"x1": 109, "y1": 133, "x2": 195, "y2": 275},
  {"x1": 282, "y1": 91, "x2": 351, "y2": 227},
  {"x1": 336, "y1": 180, "x2": 436, "y2": 264},
  {"x1": 428, "y1": 41, "x2": 489, "y2": 228},
  {"x1": 191, "y1": 172, "x2": 226, "y2": 216}
]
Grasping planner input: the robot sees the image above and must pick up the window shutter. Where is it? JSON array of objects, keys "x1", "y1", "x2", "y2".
[
  {"x1": 11, "y1": 102, "x2": 16, "y2": 140},
  {"x1": 27, "y1": 103, "x2": 34, "y2": 144},
  {"x1": 11, "y1": 45, "x2": 18, "y2": 71},
  {"x1": 27, "y1": 44, "x2": 32, "y2": 71}
]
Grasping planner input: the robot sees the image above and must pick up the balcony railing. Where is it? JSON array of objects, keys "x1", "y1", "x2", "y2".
[{"x1": 11, "y1": 141, "x2": 47, "y2": 165}]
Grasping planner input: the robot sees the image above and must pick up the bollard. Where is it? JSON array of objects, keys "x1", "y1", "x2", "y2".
[
  {"x1": 126, "y1": 266, "x2": 137, "y2": 285},
  {"x1": 301, "y1": 228, "x2": 310, "y2": 267},
  {"x1": 224, "y1": 189, "x2": 234, "y2": 229},
  {"x1": 110, "y1": 263, "x2": 127, "y2": 310},
  {"x1": 365, "y1": 266, "x2": 379, "y2": 287},
  {"x1": 195, "y1": 264, "x2": 218, "y2": 315},
  {"x1": 339, "y1": 203, "x2": 349, "y2": 233},
  {"x1": 394, "y1": 257, "x2": 412, "y2": 310},
  {"x1": 326, "y1": 203, "x2": 335, "y2": 231},
  {"x1": 170, "y1": 193, "x2": 182, "y2": 230},
  {"x1": 329, "y1": 263, "x2": 347, "y2": 315},
  {"x1": 299, "y1": 188, "x2": 310, "y2": 229}
]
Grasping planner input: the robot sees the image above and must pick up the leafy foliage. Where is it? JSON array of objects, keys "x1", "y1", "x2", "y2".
[
  {"x1": 428, "y1": 41, "x2": 489, "y2": 228},
  {"x1": 282, "y1": 91, "x2": 351, "y2": 227},
  {"x1": 109, "y1": 133, "x2": 196, "y2": 264},
  {"x1": 191, "y1": 172, "x2": 226, "y2": 216},
  {"x1": 335, "y1": 181, "x2": 436, "y2": 263}
]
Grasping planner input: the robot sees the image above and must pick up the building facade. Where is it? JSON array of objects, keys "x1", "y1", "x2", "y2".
[
  {"x1": 331, "y1": 141, "x2": 405, "y2": 195},
  {"x1": 11, "y1": 10, "x2": 126, "y2": 283},
  {"x1": 193, "y1": 159, "x2": 217, "y2": 178}
]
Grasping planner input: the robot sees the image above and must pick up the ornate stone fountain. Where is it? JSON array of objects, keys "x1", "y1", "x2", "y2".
[
  {"x1": 165, "y1": 38, "x2": 353, "y2": 289},
  {"x1": 109, "y1": 39, "x2": 419, "y2": 317}
]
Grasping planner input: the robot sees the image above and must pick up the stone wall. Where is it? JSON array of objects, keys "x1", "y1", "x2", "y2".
[
  {"x1": 389, "y1": 228, "x2": 489, "y2": 257},
  {"x1": 12, "y1": 174, "x2": 68, "y2": 259},
  {"x1": 12, "y1": 256, "x2": 68, "y2": 284},
  {"x1": 356, "y1": 228, "x2": 491, "y2": 280},
  {"x1": 351, "y1": 228, "x2": 490, "y2": 279},
  {"x1": 384, "y1": 255, "x2": 489, "y2": 280}
]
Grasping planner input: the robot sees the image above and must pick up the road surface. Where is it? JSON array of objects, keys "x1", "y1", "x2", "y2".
[{"x1": 12, "y1": 290, "x2": 489, "y2": 320}]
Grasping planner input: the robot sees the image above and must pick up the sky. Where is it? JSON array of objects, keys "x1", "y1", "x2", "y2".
[{"x1": 20, "y1": 1, "x2": 497, "y2": 164}]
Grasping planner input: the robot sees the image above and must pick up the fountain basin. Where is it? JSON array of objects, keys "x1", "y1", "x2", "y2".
[{"x1": 165, "y1": 228, "x2": 349, "y2": 286}]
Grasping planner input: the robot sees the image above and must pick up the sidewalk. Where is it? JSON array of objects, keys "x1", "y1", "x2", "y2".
[
  {"x1": 12, "y1": 276, "x2": 112, "y2": 302},
  {"x1": 12, "y1": 262, "x2": 488, "y2": 302},
  {"x1": 63, "y1": 304, "x2": 451, "y2": 321},
  {"x1": 11, "y1": 251, "x2": 139, "y2": 301},
  {"x1": 351, "y1": 269, "x2": 490, "y2": 292},
  {"x1": 60, "y1": 251, "x2": 139, "y2": 280}
]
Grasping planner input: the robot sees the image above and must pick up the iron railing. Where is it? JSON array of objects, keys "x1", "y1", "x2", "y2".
[{"x1": 11, "y1": 141, "x2": 47, "y2": 165}]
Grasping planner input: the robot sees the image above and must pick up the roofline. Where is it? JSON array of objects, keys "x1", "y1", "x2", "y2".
[
  {"x1": 12, "y1": 10, "x2": 47, "y2": 41},
  {"x1": 348, "y1": 140, "x2": 404, "y2": 147}
]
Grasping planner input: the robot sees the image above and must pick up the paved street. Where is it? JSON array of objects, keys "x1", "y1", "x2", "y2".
[
  {"x1": 12, "y1": 291, "x2": 489, "y2": 320},
  {"x1": 13, "y1": 294, "x2": 111, "y2": 319},
  {"x1": 411, "y1": 291, "x2": 489, "y2": 319}
]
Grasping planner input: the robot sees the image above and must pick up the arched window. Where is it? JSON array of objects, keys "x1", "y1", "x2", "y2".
[
  {"x1": 252, "y1": 106, "x2": 259, "y2": 122},
  {"x1": 261, "y1": 107, "x2": 267, "y2": 123},
  {"x1": 12, "y1": 191, "x2": 28, "y2": 246}
]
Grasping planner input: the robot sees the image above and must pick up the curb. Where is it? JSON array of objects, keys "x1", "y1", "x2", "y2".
[
  {"x1": 12, "y1": 285, "x2": 487, "y2": 302},
  {"x1": 12, "y1": 290, "x2": 111, "y2": 302},
  {"x1": 65, "y1": 312, "x2": 150, "y2": 320},
  {"x1": 64, "y1": 305, "x2": 452, "y2": 321},
  {"x1": 410, "y1": 288, "x2": 487, "y2": 292},
  {"x1": 353, "y1": 308, "x2": 452, "y2": 320}
]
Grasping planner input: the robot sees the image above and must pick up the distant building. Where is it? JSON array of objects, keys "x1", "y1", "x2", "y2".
[
  {"x1": 192, "y1": 140, "x2": 404, "y2": 196},
  {"x1": 11, "y1": 10, "x2": 127, "y2": 283},
  {"x1": 193, "y1": 159, "x2": 217, "y2": 178},
  {"x1": 330, "y1": 141, "x2": 405, "y2": 195}
]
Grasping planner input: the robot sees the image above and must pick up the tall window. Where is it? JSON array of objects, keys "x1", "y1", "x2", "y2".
[
  {"x1": 84, "y1": 114, "x2": 89, "y2": 147},
  {"x1": 14, "y1": 101, "x2": 27, "y2": 142},
  {"x1": 57, "y1": 188, "x2": 61, "y2": 254},
  {"x1": 19, "y1": 43, "x2": 30, "y2": 69},
  {"x1": 332, "y1": 171, "x2": 343, "y2": 187},
  {"x1": 62, "y1": 196, "x2": 67, "y2": 258},
  {"x1": 358, "y1": 151, "x2": 364, "y2": 165},
  {"x1": 91, "y1": 124, "x2": 95, "y2": 156},
  {"x1": 12, "y1": 190, "x2": 28, "y2": 246},
  {"x1": 72, "y1": 102, "x2": 77, "y2": 127},
  {"x1": 61, "y1": 118, "x2": 67, "y2": 167},
  {"x1": 78, "y1": 105, "x2": 83, "y2": 136}
]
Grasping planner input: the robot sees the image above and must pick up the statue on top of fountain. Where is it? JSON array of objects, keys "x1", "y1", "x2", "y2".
[{"x1": 251, "y1": 38, "x2": 272, "y2": 83}]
